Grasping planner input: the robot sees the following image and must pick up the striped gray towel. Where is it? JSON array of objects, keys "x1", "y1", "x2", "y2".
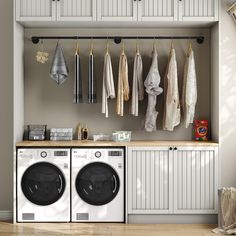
[{"x1": 50, "y1": 41, "x2": 69, "y2": 85}]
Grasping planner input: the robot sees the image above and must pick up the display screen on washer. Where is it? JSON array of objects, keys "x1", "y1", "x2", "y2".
[
  {"x1": 108, "y1": 151, "x2": 123, "y2": 156},
  {"x1": 76, "y1": 162, "x2": 120, "y2": 206},
  {"x1": 54, "y1": 151, "x2": 68, "y2": 156},
  {"x1": 21, "y1": 162, "x2": 66, "y2": 206}
]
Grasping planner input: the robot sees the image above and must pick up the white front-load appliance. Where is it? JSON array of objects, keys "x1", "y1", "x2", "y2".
[
  {"x1": 72, "y1": 148, "x2": 125, "y2": 222},
  {"x1": 17, "y1": 148, "x2": 70, "y2": 222}
]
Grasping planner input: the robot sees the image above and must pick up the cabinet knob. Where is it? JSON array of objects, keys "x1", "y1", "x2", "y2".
[
  {"x1": 169, "y1": 147, "x2": 173, "y2": 151},
  {"x1": 174, "y1": 147, "x2": 178, "y2": 151}
]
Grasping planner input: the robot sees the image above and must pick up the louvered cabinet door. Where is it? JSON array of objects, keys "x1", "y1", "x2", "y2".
[
  {"x1": 173, "y1": 147, "x2": 219, "y2": 214},
  {"x1": 57, "y1": 0, "x2": 96, "y2": 21},
  {"x1": 97, "y1": 0, "x2": 138, "y2": 21},
  {"x1": 128, "y1": 147, "x2": 173, "y2": 214},
  {"x1": 16, "y1": 0, "x2": 56, "y2": 21},
  {"x1": 138, "y1": 0, "x2": 178, "y2": 21},
  {"x1": 178, "y1": 0, "x2": 219, "y2": 21}
]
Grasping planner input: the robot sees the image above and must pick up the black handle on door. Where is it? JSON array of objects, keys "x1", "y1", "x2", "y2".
[
  {"x1": 174, "y1": 147, "x2": 178, "y2": 151},
  {"x1": 169, "y1": 147, "x2": 173, "y2": 151}
]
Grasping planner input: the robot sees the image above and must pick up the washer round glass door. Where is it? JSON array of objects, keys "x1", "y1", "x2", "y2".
[
  {"x1": 21, "y1": 162, "x2": 66, "y2": 206},
  {"x1": 76, "y1": 162, "x2": 120, "y2": 206}
]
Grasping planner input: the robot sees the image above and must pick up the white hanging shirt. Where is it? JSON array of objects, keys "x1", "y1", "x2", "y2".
[
  {"x1": 163, "y1": 48, "x2": 181, "y2": 131},
  {"x1": 131, "y1": 51, "x2": 144, "y2": 116},
  {"x1": 101, "y1": 52, "x2": 115, "y2": 118},
  {"x1": 182, "y1": 47, "x2": 197, "y2": 128}
]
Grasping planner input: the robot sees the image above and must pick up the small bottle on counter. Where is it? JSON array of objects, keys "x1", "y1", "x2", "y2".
[
  {"x1": 77, "y1": 123, "x2": 82, "y2": 140},
  {"x1": 82, "y1": 125, "x2": 89, "y2": 140}
]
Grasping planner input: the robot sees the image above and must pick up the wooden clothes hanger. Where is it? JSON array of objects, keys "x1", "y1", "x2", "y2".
[{"x1": 90, "y1": 38, "x2": 94, "y2": 55}]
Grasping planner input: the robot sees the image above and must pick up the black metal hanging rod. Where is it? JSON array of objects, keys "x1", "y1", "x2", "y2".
[{"x1": 32, "y1": 36, "x2": 204, "y2": 45}]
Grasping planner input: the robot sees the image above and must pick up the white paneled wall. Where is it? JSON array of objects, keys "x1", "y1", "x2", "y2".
[
  {"x1": 174, "y1": 147, "x2": 218, "y2": 214},
  {"x1": 16, "y1": 0, "x2": 56, "y2": 20},
  {"x1": 58, "y1": 0, "x2": 96, "y2": 21},
  {"x1": 138, "y1": 0, "x2": 177, "y2": 21},
  {"x1": 179, "y1": 0, "x2": 218, "y2": 21},
  {"x1": 128, "y1": 147, "x2": 172, "y2": 214},
  {"x1": 97, "y1": 0, "x2": 137, "y2": 21}
]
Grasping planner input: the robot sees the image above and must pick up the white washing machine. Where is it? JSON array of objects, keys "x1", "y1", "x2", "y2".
[
  {"x1": 72, "y1": 148, "x2": 125, "y2": 222},
  {"x1": 17, "y1": 148, "x2": 70, "y2": 222}
]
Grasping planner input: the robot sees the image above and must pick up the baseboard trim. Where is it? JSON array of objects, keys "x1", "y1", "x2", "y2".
[
  {"x1": 128, "y1": 214, "x2": 218, "y2": 224},
  {"x1": 0, "y1": 211, "x2": 13, "y2": 221}
]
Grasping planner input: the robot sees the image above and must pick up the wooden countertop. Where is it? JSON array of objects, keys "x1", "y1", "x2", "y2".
[{"x1": 16, "y1": 140, "x2": 219, "y2": 147}]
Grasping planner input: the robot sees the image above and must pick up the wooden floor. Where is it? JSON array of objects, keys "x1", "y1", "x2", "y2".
[{"x1": 0, "y1": 222, "x2": 217, "y2": 236}]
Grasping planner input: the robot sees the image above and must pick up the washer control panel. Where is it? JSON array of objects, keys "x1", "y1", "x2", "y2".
[
  {"x1": 73, "y1": 148, "x2": 124, "y2": 161},
  {"x1": 17, "y1": 149, "x2": 70, "y2": 159}
]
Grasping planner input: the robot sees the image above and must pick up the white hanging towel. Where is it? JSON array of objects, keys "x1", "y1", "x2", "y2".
[
  {"x1": 116, "y1": 52, "x2": 129, "y2": 116},
  {"x1": 144, "y1": 49, "x2": 163, "y2": 132},
  {"x1": 131, "y1": 51, "x2": 144, "y2": 116},
  {"x1": 163, "y1": 47, "x2": 181, "y2": 131},
  {"x1": 182, "y1": 46, "x2": 197, "y2": 128},
  {"x1": 101, "y1": 52, "x2": 115, "y2": 118}
]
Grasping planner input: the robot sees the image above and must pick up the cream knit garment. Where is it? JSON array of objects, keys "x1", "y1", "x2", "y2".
[
  {"x1": 117, "y1": 51, "x2": 129, "y2": 116},
  {"x1": 163, "y1": 47, "x2": 181, "y2": 131}
]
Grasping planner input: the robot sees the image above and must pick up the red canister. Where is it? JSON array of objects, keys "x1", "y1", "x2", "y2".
[{"x1": 194, "y1": 120, "x2": 208, "y2": 141}]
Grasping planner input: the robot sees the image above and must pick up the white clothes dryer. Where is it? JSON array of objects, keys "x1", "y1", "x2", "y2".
[
  {"x1": 17, "y1": 148, "x2": 70, "y2": 222},
  {"x1": 71, "y1": 148, "x2": 125, "y2": 222}
]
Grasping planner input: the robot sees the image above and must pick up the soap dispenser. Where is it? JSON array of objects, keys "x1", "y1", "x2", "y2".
[{"x1": 82, "y1": 125, "x2": 89, "y2": 140}]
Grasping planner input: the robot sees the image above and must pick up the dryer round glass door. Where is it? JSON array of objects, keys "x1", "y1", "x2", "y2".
[
  {"x1": 21, "y1": 162, "x2": 66, "y2": 206},
  {"x1": 76, "y1": 162, "x2": 120, "y2": 206}
]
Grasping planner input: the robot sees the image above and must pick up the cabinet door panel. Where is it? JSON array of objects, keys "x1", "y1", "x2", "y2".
[
  {"x1": 97, "y1": 0, "x2": 137, "y2": 21},
  {"x1": 138, "y1": 0, "x2": 178, "y2": 21},
  {"x1": 179, "y1": 0, "x2": 218, "y2": 21},
  {"x1": 174, "y1": 147, "x2": 218, "y2": 214},
  {"x1": 128, "y1": 147, "x2": 173, "y2": 214},
  {"x1": 16, "y1": 0, "x2": 56, "y2": 21},
  {"x1": 57, "y1": 0, "x2": 96, "y2": 21}
]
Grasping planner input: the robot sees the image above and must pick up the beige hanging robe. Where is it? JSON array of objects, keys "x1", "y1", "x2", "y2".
[
  {"x1": 181, "y1": 45, "x2": 197, "y2": 128},
  {"x1": 144, "y1": 48, "x2": 163, "y2": 132},
  {"x1": 116, "y1": 49, "x2": 129, "y2": 116},
  {"x1": 131, "y1": 49, "x2": 144, "y2": 116},
  {"x1": 101, "y1": 51, "x2": 115, "y2": 118},
  {"x1": 163, "y1": 46, "x2": 181, "y2": 131}
]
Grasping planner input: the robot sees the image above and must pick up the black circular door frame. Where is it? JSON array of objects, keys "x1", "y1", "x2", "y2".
[
  {"x1": 75, "y1": 162, "x2": 120, "y2": 206},
  {"x1": 21, "y1": 162, "x2": 66, "y2": 206}
]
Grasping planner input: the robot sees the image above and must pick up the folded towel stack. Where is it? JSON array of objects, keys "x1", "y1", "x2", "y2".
[
  {"x1": 28, "y1": 125, "x2": 46, "y2": 141},
  {"x1": 50, "y1": 128, "x2": 73, "y2": 141}
]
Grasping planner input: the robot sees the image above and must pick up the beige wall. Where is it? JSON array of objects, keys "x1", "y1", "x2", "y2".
[
  {"x1": 0, "y1": 0, "x2": 13, "y2": 210},
  {"x1": 220, "y1": 0, "x2": 236, "y2": 187},
  {"x1": 24, "y1": 28, "x2": 210, "y2": 141}
]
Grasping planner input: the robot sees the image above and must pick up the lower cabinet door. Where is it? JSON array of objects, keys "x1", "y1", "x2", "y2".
[
  {"x1": 173, "y1": 147, "x2": 219, "y2": 214},
  {"x1": 128, "y1": 147, "x2": 173, "y2": 214}
]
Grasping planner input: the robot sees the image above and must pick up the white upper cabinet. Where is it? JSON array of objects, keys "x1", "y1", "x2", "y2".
[
  {"x1": 96, "y1": 0, "x2": 138, "y2": 21},
  {"x1": 15, "y1": 0, "x2": 219, "y2": 22},
  {"x1": 16, "y1": 0, "x2": 56, "y2": 21},
  {"x1": 57, "y1": 0, "x2": 96, "y2": 21},
  {"x1": 178, "y1": 0, "x2": 219, "y2": 21},
  {"x1": 138, "y1": 0, "x2": 178, "y2": 21}
]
